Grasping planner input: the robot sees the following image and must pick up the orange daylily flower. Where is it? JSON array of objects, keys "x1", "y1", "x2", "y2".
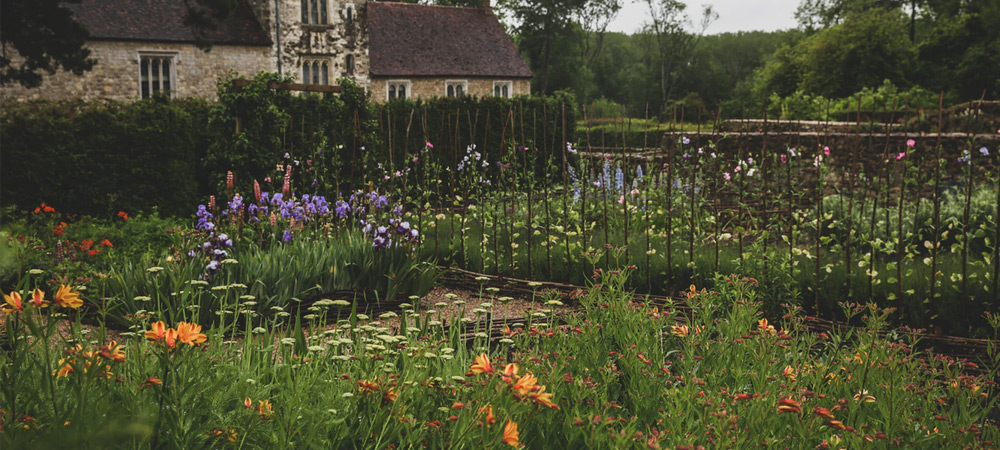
[
  {"x1": 3, "y1": 291, "x2": 23, "y2": 315},
  {"x1": 502, "y1": 419, "x2": 521, "y2": 447},
  {"x1": 142, "y1": 378, "x2": 163, "y2": 389},
  {"x1": 854, "y1": 390, "x2": 876, "y2": 403},
  {"x1": 825, "y1": 420, "x2": 847, "y2": 430},
  {"x1": 257, "y1": 399, "x2": 273, "y2": 419},
  {"x1": 480, "y1": 405, "x2": 496, "y2": 426},
  {"x1": 55, "y1": 359, "x2": 75, "y2": 378},
  {"x1": 163, "y1": 328, "x2": 178, "y2": 349},
  {"x1": 531, "y1": 385, "x2": 559, "y2": 410},
  {"x1": 758, "y1": 318, "x2": 776, "y2": 335},
  {"x1": 670, "y1": 324, "x2": 689, "y2": 338},
  {"x1": 244, "y1": 397, "x2": 253, "y2": 409},
  {"x1": 813, "y1": 406, "x2": 835, "y2": 419},
  {"x1": 470, "y1": 353, "x2": 495, "y2": 375},
  {"x1": 512, "y1": 372, "x2": 538, "y2": 397},
  {"x1": 29, "y1": 288, "x2": 48, "y2": 308},
  {"x1": 384, "y1": 388, "x2": 398, "y2": 403},
  {"x1": 502, "y1": 363, "x2": 520, "y2": 383},
  {"x1": 99, "y1": 341, "x2": 126, "y2": 362},
  {"x1": 176, "y1": 322, "x2": 207, "y2": 346},
  {"x1": 54, "y1": 284, "x2": 83, "y2": 309},
  {"x1": 777, "y1": 398, "x2": 801, "y2": 414},
  {"x1": 145, "y1": 321, "x2": 168, "y2": 342},
  {"x1": 783, "y1": 365, "x2": 796, "y2": 382}
]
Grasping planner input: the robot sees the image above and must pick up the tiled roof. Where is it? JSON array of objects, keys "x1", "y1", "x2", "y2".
[
  {"x1": 367, "y1": 2, "x2": 532, "y2": 78},
  {"x1": 68, "y1": 0, "x2": 271, "y2": 46}
]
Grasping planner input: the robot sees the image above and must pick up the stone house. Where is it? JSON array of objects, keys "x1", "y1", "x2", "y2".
[
  {"x1": 0, "y1": 0, "x2": 530, "y2": 102},
  {"x1": 367, "y1": 2, "x2": 532, "y2": 102}
]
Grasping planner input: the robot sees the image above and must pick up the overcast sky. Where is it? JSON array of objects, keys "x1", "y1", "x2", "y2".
[{"x1": 606, "y1": 0, "x2": 802, "y2": 34}]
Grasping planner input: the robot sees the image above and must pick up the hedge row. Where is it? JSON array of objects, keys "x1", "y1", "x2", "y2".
[
  {"x1": 1, "y1": 98, "x2": 215, "y2": 217},
  {"x1": 1, "y1": 74, "x2": 579, "y2": 217}
]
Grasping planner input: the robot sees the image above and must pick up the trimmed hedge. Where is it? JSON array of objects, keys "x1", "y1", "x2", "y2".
[
  {"x1": 1, "y1": 98, "x2": 215, "y2": 217},
  {"x1": 2, "y1": 73, "x2": 580, "y2": 217}
]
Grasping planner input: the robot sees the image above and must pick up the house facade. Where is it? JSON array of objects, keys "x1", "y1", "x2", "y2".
[
  {"x1": 366, "y1": 2, "x2": 531, "y2": 102},
  {"x1": 0, "y1": 0, "x2": 529, "y2": 102}
]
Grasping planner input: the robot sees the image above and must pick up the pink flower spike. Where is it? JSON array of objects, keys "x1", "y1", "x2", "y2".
[
  {"x1": 896, "y1": 152, "x2": 906, "y2": 160},
  {"x1": 823, "y1": 146, "x2": 830, "y2": 156},
  {"x1": 780, "y1": 154, "x2": 787, "y2": 164},
  {"x1": 426, "y1": 142, "x2": 434, "y2": 149},
  {"x1": 906, "y1": 139, "x2": 916, "y2": 148}
]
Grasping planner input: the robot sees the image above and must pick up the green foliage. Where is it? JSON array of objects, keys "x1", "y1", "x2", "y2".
[
  {"x1": 0, "y1": 0, "x2": 93, "y2": 87},
  {"x1": 2, "y1": 270, "x2": 998, "y2": 448},
  {"x1": 0, "y1": 98, "x2": 213, "y2": 217}
]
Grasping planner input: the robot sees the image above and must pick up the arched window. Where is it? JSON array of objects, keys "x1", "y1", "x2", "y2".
[
  {"x1": 493, "y1": 81, "x2": 512, "y2": 98},
  {"x1": 387, "y1": 81, "x2": 410, "y2": 100},
  {"x1": 303, "y1": 59, "x2": 330, "y2": 85},
  {"x1": 345, "y1": 54, "x2": 354, "y2": 76},
  {"x1": 446, "y1": 81, "x2": 467, "y2": 98}
]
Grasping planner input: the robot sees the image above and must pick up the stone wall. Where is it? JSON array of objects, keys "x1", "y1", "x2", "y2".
[
  {"x1": 261, "y1": 0, "x2": 370, "y2": 88},
  {"x1": 0, "y1": 41, "x2": 274, "y2": 102},
  {"x1": 370, "y1": 77, "x2": 530, "y2": 102}
]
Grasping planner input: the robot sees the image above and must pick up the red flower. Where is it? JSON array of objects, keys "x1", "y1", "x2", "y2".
[
  {"x1": 99, "y1": 239, "x2": 113, "y2": 248},
  {"x1": 117, "y1": 211, "x2": 129, "y2": 221}
]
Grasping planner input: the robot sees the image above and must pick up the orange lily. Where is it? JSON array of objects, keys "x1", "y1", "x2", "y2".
[
  {"x1": 470, "y1": 353, "x2": 495, "y2": 375},
  {"x1": 758, "y1": 318, "x2": 776, "y2": 334},
  {"x1": 28, "y1": 288, "x2": 48, "y2": 308},
  {"x1": 176, "y1": 321, "x2": 207, "y2": 346},
  {"x1": 512, "y1": 372, "x2": 538, "y2": 396},
  {"x1": 670, "y1": 324, "x2": 689, "y2": 338},
  {"x1": 531, "y1": 385, "x2": 559, "y2": 410},
  {"x1": 163, "y1": 328, "x2": 178, "y2": 349},
  {"x1": 54, "y1": 359, "x2": 75, "y2": 378},
  {"x1": 502, "y1": 363, "x2": 519, "y2": 383},
  {"x1": 257, "y1": 399, "x2": 273, "y2": 419},
  {"x1": 3, "y1": 291, "x2": 23, "y2": 315},
  {"x1": 777, "y1": 398, "x2": 801, "y2": 414},
  {"x1": 99, "y1": 341, "x2": 126, "y2": 362},
  {"x1": 783, "y1": 365, "x2": 796, "y2": 382},
  {"x1": 813, "y1": 406, "x2": 834, "y2": 419},
  {"x1": 502, "y1": 419, "x2": 521, "y2": 447},
  {"x1": 479, "y1": 404, "x2": 496, "y2": 426},
  {"x1": 145, "y1": 321, "x2": 168, "y2": 342},
  {"x1": 54, "y1": 284, "x2": 82, "y2": 309},
  {"x1": 825, "y1": 419, "x2": 847, "y2": 430},
  {"x1": 383, "y1": 388, "x2": 398, "y2": 403}
]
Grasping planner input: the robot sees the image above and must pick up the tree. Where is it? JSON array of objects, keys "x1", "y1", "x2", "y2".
[
  {"x1": 1, "y1": 0, "x2": 94, "y2": 88},
  {"x1": 499, "y1": 0, "x2": 619, "y2": 95},
  {"x1": 1, "y1": 0, "x2": 239, "y2": 88},
  {"x1": 643, "y1": 0, "x2": 716, "y2": 110}
]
